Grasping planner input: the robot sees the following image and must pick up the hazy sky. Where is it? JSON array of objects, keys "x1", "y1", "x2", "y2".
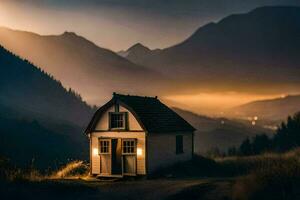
[{"x1": 1, "y1": 0, "x2": 300, "y2": 51}]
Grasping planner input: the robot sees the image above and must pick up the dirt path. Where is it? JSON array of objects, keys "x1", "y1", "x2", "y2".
[
  {"x1": 1, "y1": 178, "x2": 234, "y2": 200},
  {"x1": 87, "y1": 179, "x2": 212, "y2": 200},
  {"x1": 69, "y1": 177, "x2": 233, "y2": 200},
  {"x1": 166, "y1": 179, "x2": 234, "y2": 200}
]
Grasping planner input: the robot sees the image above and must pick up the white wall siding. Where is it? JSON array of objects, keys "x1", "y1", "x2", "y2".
[
  {"x1": 91, "y1": 136, "x2": 100, "y2": 174},
  {"x1": 147, "y1": 132, "x2": 193, "y2": 174}
]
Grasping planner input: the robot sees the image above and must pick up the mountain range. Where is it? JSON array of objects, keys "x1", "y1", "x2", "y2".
[
  {"x1": 0, "y1": 28, "x2": 168, "y2": 105},
  {"x1": 1, "y1": 6, "x2": 300, "y2": 109},
  {"x1": 124, "y1": 6, "x2": 300, "y2": 95}
]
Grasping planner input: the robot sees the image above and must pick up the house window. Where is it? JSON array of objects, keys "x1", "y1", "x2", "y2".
[
  {"x1": 99, "y1": 140, "x2": 110, "y2": 154},
  {"x1": 176, "y1": 135, "x2": 183, "y2": 154},
  {"x1": 122, "y1": 139, "x2": 136, "y2": 154},
  {"x1": 109, "y1": 112, "x2": 126, "y2": 129}
]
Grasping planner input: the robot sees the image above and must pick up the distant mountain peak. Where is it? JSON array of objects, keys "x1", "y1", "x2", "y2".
[
  {"x1": 59, "y1": 31, "x2": 98, "y2": 47},
  {"x1": 62, "y1": 31, "x2": 77, "y2": 36},
  {"x1": 118, "y1": 43, "x2": 153, "y2": 60},
  {"x1": 61, "y1": 31, "x2": 90, "y2": 43},
  {"x1": 127, "y1": 43, "x2": 151, "y2": 52}
]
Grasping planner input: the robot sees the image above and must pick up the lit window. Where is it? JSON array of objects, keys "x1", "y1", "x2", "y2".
[
  {"x1": 99, "y1": 140, "x2": 110, "y2": 154},
  {"x1": 110, "y1": 113, "x2": 126, "y2": 129},
  {"x1": 122, "y1": 139, "x2": 136, "y2": 154}
]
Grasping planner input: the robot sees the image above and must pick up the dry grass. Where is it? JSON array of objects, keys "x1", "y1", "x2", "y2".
[
  {"x1": 229, "y1": 148, "x2": 300, "y2": 200},
  {"x1": 50, "y1": 160, "x2": 89, "y2": 179},
  {"x1": 213, "y1": 148, "x2": 300, "y2": 177},
  {"x1": 216, "y1": 148, "x2": 300, "y2": 162},
  {"x1": 2, "y1": 150, "x2": 300, "y2": 200},
  {"x1": 5, "y1": 168, "x2": 43, "y2": 182},
  {"x1": 0, "y1": 159, "x2": 89, "y2": 182},
  {"x1": 151, "y1": 150, "x2": 300, "y2": 179}
]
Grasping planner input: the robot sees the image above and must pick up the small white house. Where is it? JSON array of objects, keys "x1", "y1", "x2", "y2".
[{"x1": 85, "y1": 93, "x2": 195, "y2": 177}]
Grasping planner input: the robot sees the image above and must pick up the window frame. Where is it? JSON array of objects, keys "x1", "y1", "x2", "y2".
[
  {"x1": 98, "y1": 139, "x2": 111, "y2": 154},
  {"x1": 122, "y1": 139, "x2": 136, "y2": 155},
  {"x1": 176, "y1": 135, "x2": 184, "y2": 154},
  {"x1": 109, "y1": 112, "x2": 127, "y2": 130}
]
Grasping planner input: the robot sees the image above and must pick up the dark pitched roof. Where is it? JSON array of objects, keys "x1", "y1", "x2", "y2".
[{"x1": 85, "y1": 93, "x2": 195, "y2": 134}]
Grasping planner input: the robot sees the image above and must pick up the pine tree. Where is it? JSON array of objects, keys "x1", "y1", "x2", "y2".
[{"x1": 239, "y1": 138, "x2": 252, "y2": 156}]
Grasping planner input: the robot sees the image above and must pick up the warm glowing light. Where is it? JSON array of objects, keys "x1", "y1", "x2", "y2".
[
  {"x1": 137, "y1": 148, "x2": 143, "y2": 156},
  {"x1": 93, "y1": 148, "x2": 98, "y2": 155},
  {"x1": 163, "y1": 93, "x2": 281, "y2": 115},
  {"x1": 254, "y1": 116, "x2": 258, "y2": 121},
  {"x1": 281, "y1": 94, "x2": 286, "y2": 98},
  {"x1": 252, "y1": 121, "x2": 256, "y2": 126}
]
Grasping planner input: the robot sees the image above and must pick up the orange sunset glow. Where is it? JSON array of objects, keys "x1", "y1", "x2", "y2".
[{"x1": 164, "y1": 92, "x2": 284, "y2": 115}]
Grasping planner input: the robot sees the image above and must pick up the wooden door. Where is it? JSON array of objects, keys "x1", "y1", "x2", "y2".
[
  {"x1": 99, "y1": 139, "x2": 111, "y2": 175},
  {"x1": 111, "y1": 138, "x2": 122, "y2": 175},
  {"x1": 122, "y1": 139, "x2": 137, "y2": 175}
]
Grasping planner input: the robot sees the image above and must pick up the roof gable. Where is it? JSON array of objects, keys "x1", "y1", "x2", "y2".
[{"x1": 85, "y1": 93, "x2": 195, "y2": 134}]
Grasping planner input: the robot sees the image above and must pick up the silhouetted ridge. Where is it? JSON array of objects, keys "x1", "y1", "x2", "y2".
[
  {"x1": 127, "y1": 43, "x2": 151, "y2": 52},
  {"x1": 119, "y1": 43, "x2": 161, "y2": 67},
  {"x1": 62, "y1": 31, "x2": 78, "y2": 36},
  {"x1": 231, "y1": 94, "x2": 300, "y2": 120},
  {"x1": 0, "y1": 45, "x2": 95, "y2": 169},
  {"x1": 0, "y1": 45, "x2": 94, "y2": 126},
  {"x1": 128, "y1": 6, "x2": 300, "y2": 95},
  {"x1": 0, "y1": 27, "x2": 165, "y2": 105}
]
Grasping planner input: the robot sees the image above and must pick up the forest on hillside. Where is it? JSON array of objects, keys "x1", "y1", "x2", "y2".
[
  {"x1": 226, "y1": 112, "x2": 300, "y2": 157},
  {"x1": 0, "y1": 46, "x2": 95, "y2": 169}
]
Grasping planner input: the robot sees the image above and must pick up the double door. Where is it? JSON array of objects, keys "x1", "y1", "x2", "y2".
[{"x1": 99, "y1": 138, "x2": 136, "y2": 176}]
